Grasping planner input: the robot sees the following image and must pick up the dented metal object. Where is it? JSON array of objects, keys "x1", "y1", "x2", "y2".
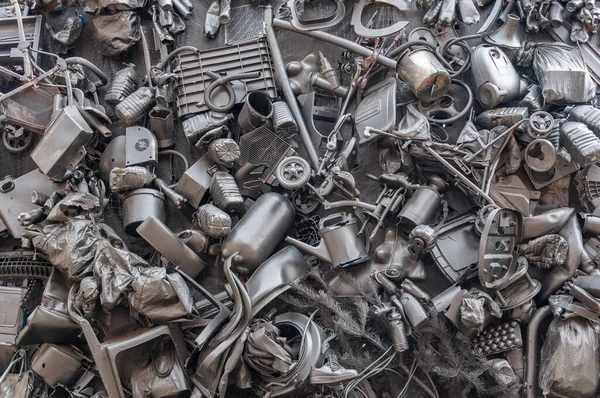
[
  {"x1": 396, "y1": 46, "x2": 451, "y2": 102},
  {"x1": 222, "y1": 193, "x2": 295, "y2": 273}
]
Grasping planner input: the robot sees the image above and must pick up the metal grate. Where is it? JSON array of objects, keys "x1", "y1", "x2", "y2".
[
  {"x1": 0, "y1": 252, "x2": 53, "y2": 278},
  {"x1": 237, "y1": 123, "x2": 295, "y2": 183},
  {"x1": 295, "y1": 215, "x2": 321, "y2": 246},
  {"x1": 173, "y1": 38, "x2": 277, "y2": 119},
  {"x1": 225, "y1": 5, "x2": 265, "y2": 45}
]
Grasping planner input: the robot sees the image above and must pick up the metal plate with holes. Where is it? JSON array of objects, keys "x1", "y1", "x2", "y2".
[{"x1": 478, "y1": 208, "x2": 523, "y2": 290}]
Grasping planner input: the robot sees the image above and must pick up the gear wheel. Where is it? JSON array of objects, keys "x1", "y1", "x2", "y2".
[{"x1": 276, "y1": 156, "x2": 311, "y2": 190}]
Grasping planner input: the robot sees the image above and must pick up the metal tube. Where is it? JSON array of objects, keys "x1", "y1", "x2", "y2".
[
  {"x1": 77, "y1": 106, "x2": 112, "y2": 138},
  {"x1": 10, "y1": 0, "x2": 32, "y2": 79},
  {"x1": 139, "y1": 26, "x2": 153, "y2": 89},
  {"x1": 264, "y1": 6, "x2": 320, "y2": 169},
  {"x1": 272, "y1": 17, "x2": 397, "y2": 70},
  {"x1": 157, "y1": 46, "x2": 200, "y2": 70},
  {"x1": 0, "y1": 64, "x2": 59, "y2": 103},
  {"x1": 137, "y1": 216, "x2": 207, "y2": 278},
  {"x1": 525, "y1": 306, "x2": 552, "y2": 398}
]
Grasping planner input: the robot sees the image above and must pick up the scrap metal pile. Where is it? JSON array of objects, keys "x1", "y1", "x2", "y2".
[{"x1": 3, "y1": 0, "x2": 600, "y2": 395}]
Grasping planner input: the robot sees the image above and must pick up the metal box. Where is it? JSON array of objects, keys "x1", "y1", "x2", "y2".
[
  {"x1": 31, "y1": 105, "x2": 93, "y2": 180},
  {"x1": 175, "y1": 155, "x2": 216, "y2": 208},
  {"x1": 0, "y1": 286, "x2": 24, "y2": 344},
  {"x1": 30, "y1": 344, "x2": 85, "y2": 388}
]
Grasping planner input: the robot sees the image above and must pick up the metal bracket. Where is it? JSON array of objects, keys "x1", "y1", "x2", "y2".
[{"x1": 351, "y1": 0, "x2": 409, "y2": 38}]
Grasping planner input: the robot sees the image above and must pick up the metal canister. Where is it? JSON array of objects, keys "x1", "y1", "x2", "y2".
[
  {"x1": 397, "y1": 185, "x2": 443, "y2": 231},
  {"x1": 272, "y1": 101, "x2": 298, "y2": 138},
  {"x1": 396, "y1": 47, "x2": 450, "y2": 101},
  {"x1": 210, "y1": 171, "x2": 244, "y2": 212},
  {"x1": 221, "y1": 192, "x2": 295, "y2": 273},
  {"x1": 122, "y1": 188, "x2": 166, "y2": 235},
  {"x1": 238, "y1": 91, "x2": 273, "y2": 131},
  {"x1": 115, "y1": 87, "x2": 155, "y2": 126},
  {"x1": 105, "y1": 65, "x2": 138, "y2": 105}
]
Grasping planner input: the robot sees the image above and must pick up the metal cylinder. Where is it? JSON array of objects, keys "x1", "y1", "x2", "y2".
[
  {"x1": 221, "y1": 192, "x2": 296, "y2": 274},
  {"x1": 149, "y1": 108, "x2": 176, "y2": 148},
  {"x1": 210, "y1": 171, "x2": 244, "y2": 212},
  {"x1": 579, "y1": 213, "x2": 600, "y2": 236},
  {"x1": 272, "y1": 101, "x2": 298, "y2": 138},
  {"x1": 549, "y1": 1, "x2": 564, "y2": 27},
  {"x1": 105, "y1": 65, "x2": 138, "y2": 105},
  {"x1": 566, "y1": 105, "x2": 600, "y2": 136},
  {"x1": 115, "y1": 87, "x2": 155, "y2": 126},
  {"x1": 476, "y1": 107, "x2": 529, "y2": 129},
  {"x1": 196, "y1": 204, "x2": 232, "y2": 238},
  {"x1": 122, "y1": 188, "x2": 166, "y2": 235},
  {"x1": 397, "y1": 186, "x2": 442, "y2": 231},
  {"x1": 396, "y1": 48, "x2": 451, "y2": 101},
  {"x1": 137, "y1": 216, "x2": 207, "y2": 279},
  {"x1": 178, "y1": 229, "x2": 209, "y2": 253},
  {"x1": 238, "y1": 91, "x2": 274, "y2": 131}
]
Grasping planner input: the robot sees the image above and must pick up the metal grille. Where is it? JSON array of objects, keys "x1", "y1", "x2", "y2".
[
  {"x1": 0, "y1": 252, "x2": 53, "y2": 278},
  {"x1": 225, "y1": 5, "x2": 265, "y2": 45},
  {"x1": 173, "y1": 38, "x2": 277, "y2": 119},
  {"x1": 237, "y1": 123, "x2": 295, "y2": 182}
]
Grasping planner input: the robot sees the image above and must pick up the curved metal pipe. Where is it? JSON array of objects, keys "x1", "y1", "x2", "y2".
[
  {"x1": 157, "y1": 46, "x2": 200, "y2": 70},
  {"x1": 204, "y1": 70, "x2": 261, "y2": 112},
  {"x1": 211, "y1": 255, "x2": 242, "y2": 345},
  {"x1": 65, "y1": 57, "x2": 109, "y2": 86},
  {"x1": 525, "y1": 306, "x2": 552, "y2": 398}
]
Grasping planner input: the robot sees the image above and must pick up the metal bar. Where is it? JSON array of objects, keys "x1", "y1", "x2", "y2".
[{"x1": 264, "y1": 6, "x2": 320, "y2": 169}]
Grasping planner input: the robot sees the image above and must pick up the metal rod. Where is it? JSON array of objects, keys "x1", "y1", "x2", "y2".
[
  {"x1": 10, "y1": 0, "x2": 33, "y2": 79},
  {"x1": 272, "y1": 18, "x2": 398, "y2": 71},
  {"x1": 0, "y1": 64, "x2": 60, "y2": 103},
  {"x1": 525, "y1": 306, "x2": 552, "y2": 398},
  {"x1": 264, "y1": 6, "x2": 320, "y2": 169}
]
